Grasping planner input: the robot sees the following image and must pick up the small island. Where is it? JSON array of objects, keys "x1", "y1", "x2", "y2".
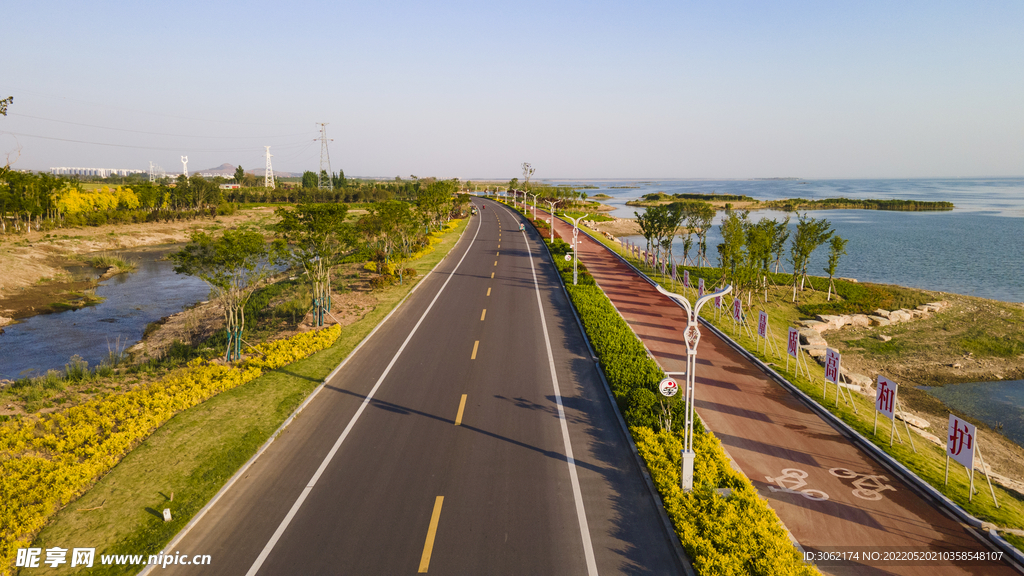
[{"x1": 626, "y1": 192, "x2": 954, "y2": 212}]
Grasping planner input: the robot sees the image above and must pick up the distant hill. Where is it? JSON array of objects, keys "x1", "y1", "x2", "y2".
[{"x1": 193, "y1": 163, "x2": 299, "y2": 178}]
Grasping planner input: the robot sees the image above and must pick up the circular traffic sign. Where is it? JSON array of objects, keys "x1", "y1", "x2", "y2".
[
  {"x1": 565, "y1": 254, "x2": 572, "y2": 261},
  {"x1": 659, "y1": 378, "x2": 679, "y2": 397}
]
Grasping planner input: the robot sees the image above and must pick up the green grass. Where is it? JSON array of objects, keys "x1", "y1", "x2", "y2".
[
  {"x1": 958, "y1": 328, "x2": 1024, "y2": 358},
  {"x1": 28, "y1": 217, "x2": 469, "y2": 575},
  {"x1": 563, "y1": 216, "x2": 1024, "y2": 531},
  {"x1": 86, "y1": 253, "x2": 138, "y2": 273}
]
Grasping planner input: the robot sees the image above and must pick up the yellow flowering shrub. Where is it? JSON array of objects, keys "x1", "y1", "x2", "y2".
[{"x1": 0, "y1": 326, "x2": 341, "y2": 575}]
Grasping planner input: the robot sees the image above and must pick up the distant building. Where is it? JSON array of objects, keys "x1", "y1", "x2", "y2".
[
  {"x1": 219, "y1": 183, "x2": 240, "y2": 190},
  {"x1": 50, "y1": 167, "x2": 146, "y2": 178}
]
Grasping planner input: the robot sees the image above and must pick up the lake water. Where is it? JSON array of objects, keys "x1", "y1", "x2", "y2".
[
  {"x1": 0, "y1": 245, "x2": 210, "y2": 380},
  {"x1": 550, "y1": 178, "x2": 1024, "y2": 303},
  {"x1": 921, "y1": 381, "x2": 1024, "y2": 448},
  {"x1": 547, "y1": 177, "x2": 1024, "y2": 442}
]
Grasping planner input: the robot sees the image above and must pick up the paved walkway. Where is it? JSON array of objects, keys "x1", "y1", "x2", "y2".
[{"x1": 541, "y1": 210, "x2": 1018, "y2": 576}]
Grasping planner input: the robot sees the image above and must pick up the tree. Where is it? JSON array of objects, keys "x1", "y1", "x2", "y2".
[
  {"x1": 417, "y1": 179, "x2": 456, "y2": 231},
  {"x1": 234, "y1": 165, "x2": 245, "y2": 183},
  {"x1": 522, "y1": 162, "x2": 535, "y2": 194},
  {"x1": 0, "y1": 96, "x2": 11, "y2": 116},
  {"x1": 170, "y1": 229, "x2": 285, "y2": 361},
  {"x1": 301, "y1": 171, "x2": 318, "y2": 189},
  {"x1": 788, "y1": 213, "x2": 834, "y2": 302},
  {"x1": 824, "y1": 235, "x2": 849, "y2": 301},
  {"x1": 275, "y1": 203, "x2": 353, "y2": 327},
  {"x1": 507, "y1": 177, "x2": 519, "y2": 194},
  {"x1": 686, "y1": 202, "x2": 715, "y2": 267}
]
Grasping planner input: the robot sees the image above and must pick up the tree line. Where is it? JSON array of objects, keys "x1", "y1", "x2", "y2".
[
  {"x1": 633, "y1": 201, "x2": 848, "y2": 306},
  {"x1": 171, "y1": 180, "x2": 470, "y2": 360}
]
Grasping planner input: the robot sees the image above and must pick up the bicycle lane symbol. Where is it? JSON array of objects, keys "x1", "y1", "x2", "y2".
[
  {"x1": 764, "y1": 468, "x2": 829, "y2": 501},
  {"x1": 829, "y1": 468, "x2": 896, "y2": 501}
]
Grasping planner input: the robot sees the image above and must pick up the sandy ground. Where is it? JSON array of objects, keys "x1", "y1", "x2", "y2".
[{"x1": 0, "y1": 209, "x2": 274, "y2": 323}]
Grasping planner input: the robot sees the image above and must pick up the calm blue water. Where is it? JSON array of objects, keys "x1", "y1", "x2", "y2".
[
  {"x1": 550, "y1": 177, "x2": 1024, "y2": 442},
  {"x1": 921, "y1": 381, "x2": 1024, "y2": 448},
  {"x1": 0, "y1": 245, "x2": 211, "y2": 380},
  {"x1": 551, "y1": 178, "x2": 1024, "y2": 303}
]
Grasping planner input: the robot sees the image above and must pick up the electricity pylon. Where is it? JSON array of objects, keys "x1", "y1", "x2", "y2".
[
  {"x1": 317, "y1": 123, "x2": 333, "y2": 191},
  {"x1": 264, "y1": 146, "x2": 275, "y2": 189}
]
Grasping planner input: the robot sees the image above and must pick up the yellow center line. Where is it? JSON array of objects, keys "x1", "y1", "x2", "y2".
[
  {"x1": 490, "y1": 272, "x2": 494, "y2": 279},
  {"x1": 486, "y1": 287, "x2": 491, "y2": 296},
  {"x1": 418, "y1": 496, "x2": 444, "y2": 572},
  {"x1": 480, "y1": 309, "x2": 486, "y2": 321},
  {"x1": 494, "y1": 260, "x2": 497, "y2": 266},
  {"x1": 455, "y1": 394, "x2": 467, "y2": 425},
  {"x1": 471, "y1": 340, "x2": 479, "y2": 360},
  {"x1": 496, "y1": 251, "x2": 499, "y2": 256}
]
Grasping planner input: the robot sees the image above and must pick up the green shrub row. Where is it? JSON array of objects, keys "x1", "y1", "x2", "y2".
[{"x1": 518, "y1": 205, "x2": 817, "y2": 575}]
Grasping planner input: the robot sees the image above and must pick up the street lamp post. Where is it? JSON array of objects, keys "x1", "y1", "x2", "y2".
[
  {"x1": 655, "y1": 283, "x2": 732, "y2": 491},
  {"x1": 564, "y1": 213, "x2": 588, "y2": 285},
  {"x1": 528, "y1": 193, "x2": 539, "y2": 220},
  {"x1": 545, "y1": 200, "x2": 560, "y2": 239}
]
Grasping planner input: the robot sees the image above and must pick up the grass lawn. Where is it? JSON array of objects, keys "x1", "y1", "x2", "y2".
[
  {"x1": 585, "y1": 227, "x2": 1024, "y2": 534},
  {"x1": 27, "y1": 217, "x2": 470, "y2": 575}
]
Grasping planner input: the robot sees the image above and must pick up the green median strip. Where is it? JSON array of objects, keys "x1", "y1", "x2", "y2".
[{"x1": 22, "y1": 217, "x2": 469, "y2": 576}]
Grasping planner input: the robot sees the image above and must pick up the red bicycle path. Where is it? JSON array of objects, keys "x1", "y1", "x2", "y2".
[{"x1": 525, "y1": 204, "x2": 1018, "y2": 576}]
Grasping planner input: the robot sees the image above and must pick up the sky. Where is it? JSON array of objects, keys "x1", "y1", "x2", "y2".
[{"x1": 2, "y1": 1, "x2": 1022, "y2": 180}]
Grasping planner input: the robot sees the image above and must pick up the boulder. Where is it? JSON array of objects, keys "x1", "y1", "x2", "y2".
[
  {"x1": 799, "y1": 329, "x2": 828, "y2": 348},
  {"x1": 889, "y1": 310, "x2": 913, "y2": 323},
  {"x1": 876, "y1": 334, "x2": 892, "y2": 342},
  {"x1": 873, "y1": 309, "x2": 891, "y2": 319},
  {"x1": 868, "y1": 315, "x2": 891, "y2": 327},
  {"x1": 895, "y1": 411, "x2": 930, "y2": 429},
  {"x1": 917, "y1": 430, "x2": 943, "y2": 446},
  {"x1": 807, "y1": 348, "x2": 826, "y2": 359},
  {"x1": 842, "y1": 371, "x2": 873, "y2": 389},
  {"x1": 925, "y1": 301, "x2": 948, "y2": 310},
  {"x1": 849, "y1": 314, "x2": 871, "y2": 328}
]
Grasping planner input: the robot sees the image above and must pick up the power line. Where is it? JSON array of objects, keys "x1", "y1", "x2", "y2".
[
  {"x1": 2, "y1": 131, "x2": 310, "y2": 153},
  {"x1": 9, "y1": 113, "x2": 310, "y2": 139}
]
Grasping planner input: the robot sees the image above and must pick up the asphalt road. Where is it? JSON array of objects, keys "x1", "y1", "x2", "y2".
[
  {"x1": 544, "y1": 209, "x2": 1022, "y2": 576},
  {"x1": 160, "y1": 200, "x2": 687, "y2": 575}
]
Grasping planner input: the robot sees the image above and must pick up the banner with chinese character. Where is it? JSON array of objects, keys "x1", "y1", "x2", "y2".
[
  {"x1": 787, "y1": 327, "x2": 799, "y2": 358},
  {"x1": 824, "y1": 348, "x2": 840, "y2": 384},
  {"x1": 683, "y1": 270, "x2": 691, "y2": 288},
  {"x1": 758, "y1": 311, "x2": 768, "y2": 338},
  {"x1": 947, "y1": 414, "x2": 976, "y2": 471},
  {"x1": 732, "y1": 298, "x2": 742, "y2": 322},
  {"x1": 714, "y1": 295, "x2": 722, "y2": 309},
  {"x1": 875, "y1": 376, "x2": 897, "y2": 420},
  {"x1": 698, "y1": 277, "x2": 704, "y2": 297}
]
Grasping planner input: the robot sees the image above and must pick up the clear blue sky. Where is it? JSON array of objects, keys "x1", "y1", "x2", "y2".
[{"x1": 2, "y1": 1, "x2": 1022, "y2": 179}]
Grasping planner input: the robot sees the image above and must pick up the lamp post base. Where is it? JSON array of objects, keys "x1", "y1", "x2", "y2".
[{"x1": 681, "y1": 449, "x2": 695, "y2": 492}]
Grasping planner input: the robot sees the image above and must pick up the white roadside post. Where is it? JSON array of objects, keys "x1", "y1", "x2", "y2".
[
  {"x1": 564, "y1": 213, "x2": 588, "y2": 286},
  {"x1": 656, "y1": 283, "x2": 733, "y2": 492}
]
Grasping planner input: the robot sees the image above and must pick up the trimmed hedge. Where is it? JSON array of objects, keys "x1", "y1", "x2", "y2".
[{"x1": 520, "y1": 206, "x2": 817, "y2": 575}]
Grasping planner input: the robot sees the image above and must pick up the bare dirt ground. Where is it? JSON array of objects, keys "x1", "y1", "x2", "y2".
[
  {"x1": 825, "y1": 292, "x2": 1024, "y2": 486},
  {"x1": 0, "y1": 209, "x2": 274, "y2": 324}
]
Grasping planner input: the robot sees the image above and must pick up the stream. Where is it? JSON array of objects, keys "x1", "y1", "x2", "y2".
[{"x1": 0, "y1": 244, "x2": 210, "y2": 380}]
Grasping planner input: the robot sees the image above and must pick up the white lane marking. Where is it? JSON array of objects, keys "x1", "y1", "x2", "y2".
[
  {"x1": 244, "y1": 212, "x2": 484, "y2": 576},
  {"x1": 502, "y1": 203, "x2": 599, "y2": 576}
]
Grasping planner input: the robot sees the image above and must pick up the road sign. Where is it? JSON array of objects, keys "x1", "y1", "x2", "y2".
[
  {"x1": 658, "y1": 377, "x2": 679, "y2": 397},
  {"x1": 947, "y1": 415, "x2": 976, "y2": 471},
  {"x1": 787, "y1": 327, "x2": 799, "y2": 358},
  {"x1": 876, "y1": 376, "x2": 897, "y2": 420},
  {"x1": 824, "y1": 348, "x2": 841, "y2": 384},
  {"x1": 565, "y1": 254, "x2": 572, "y2": 262}
]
